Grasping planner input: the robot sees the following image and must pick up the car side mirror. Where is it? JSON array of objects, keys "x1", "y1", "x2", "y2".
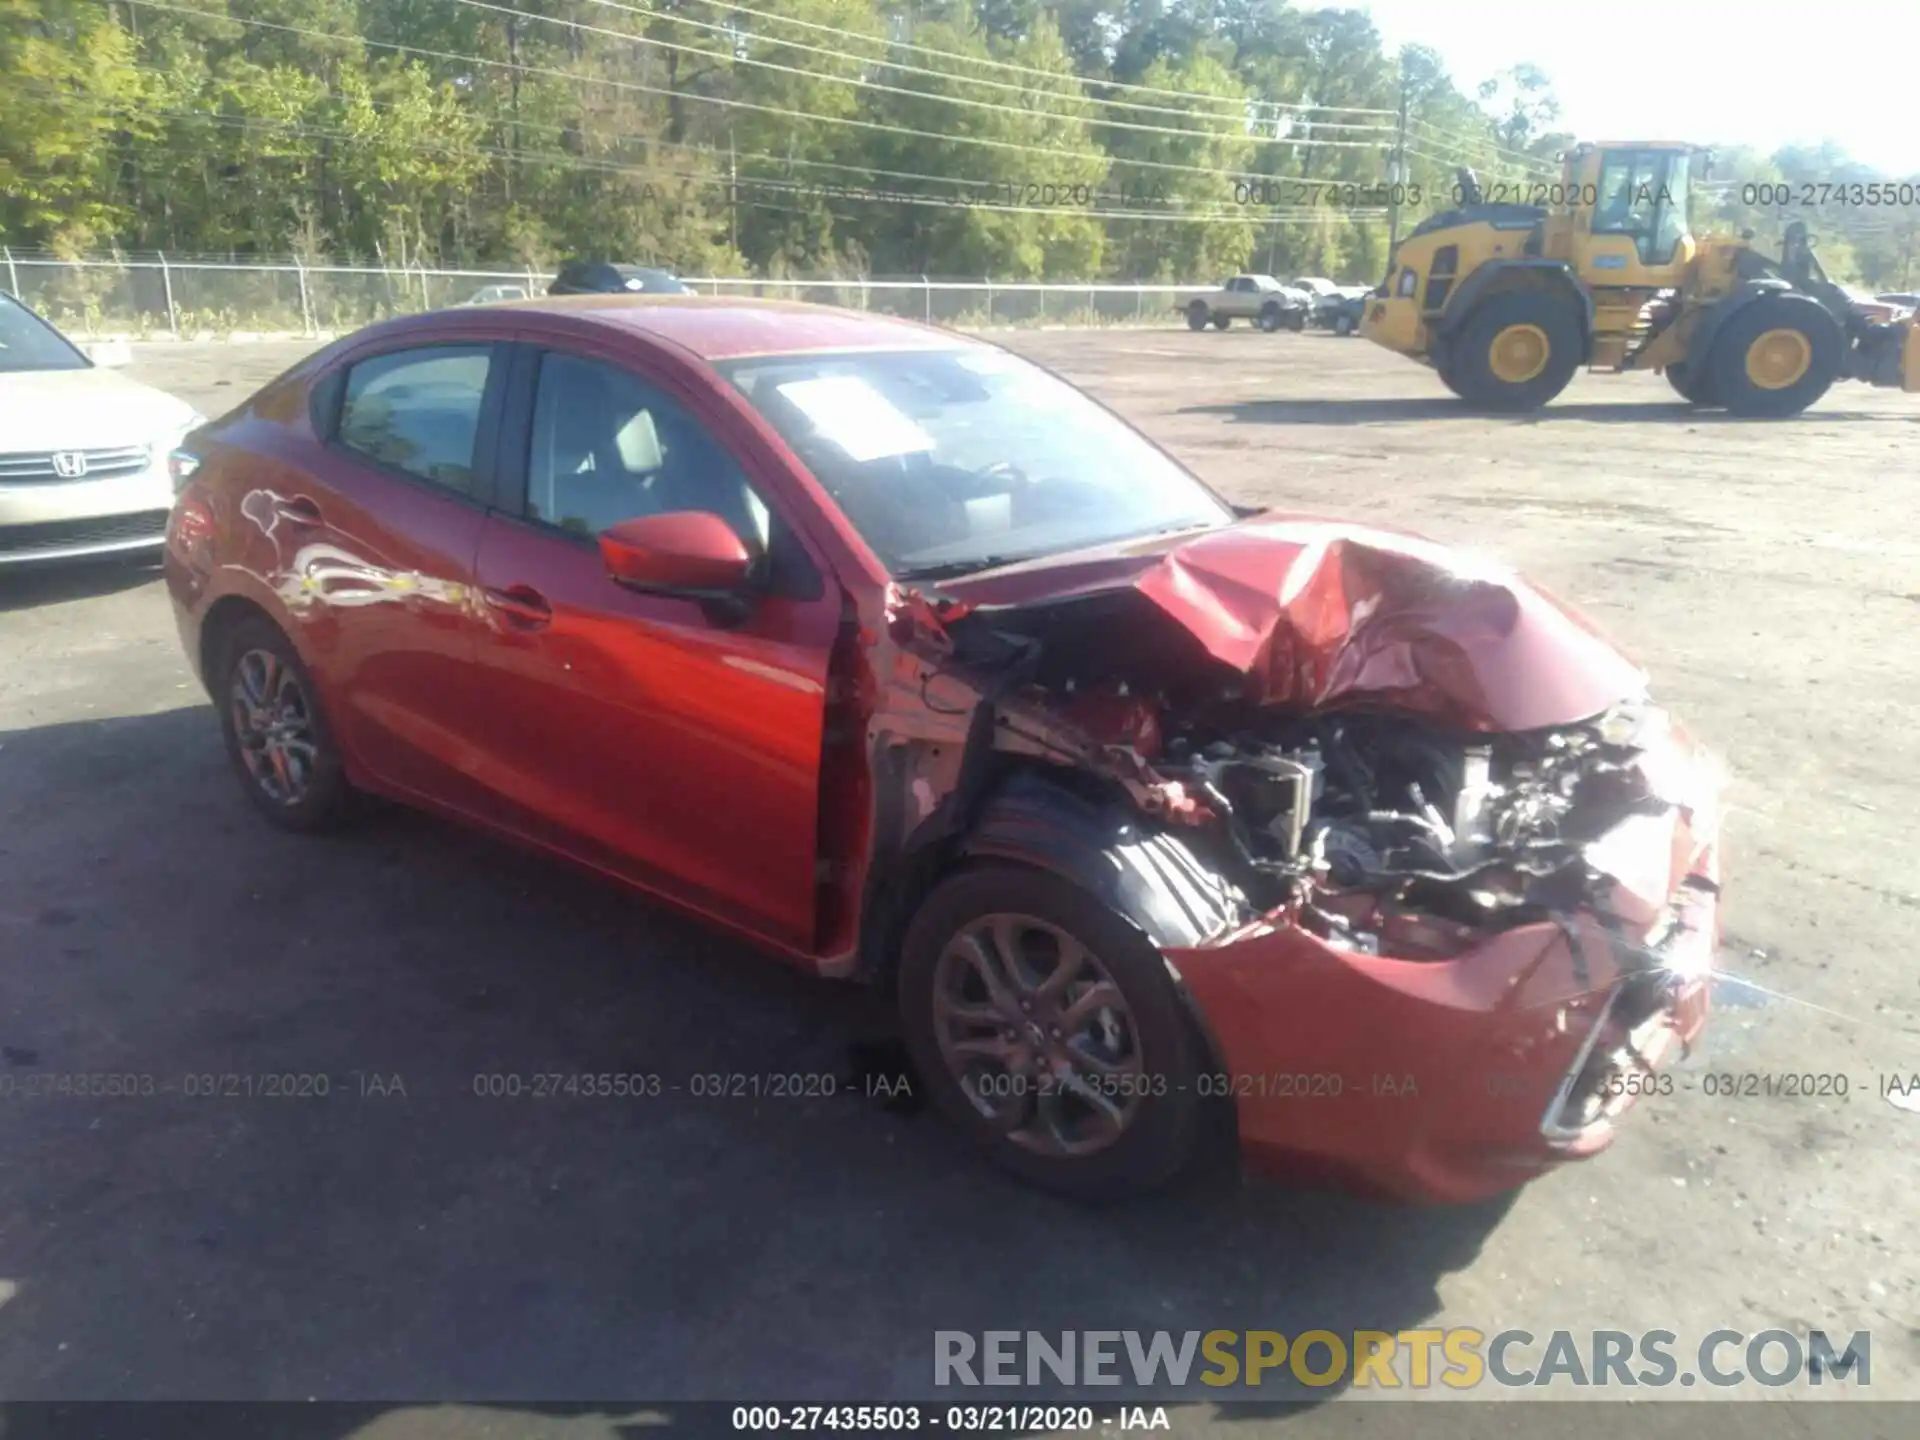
[
  {"x1": 85, "y1": 339, "x2": 133, "y2": 368},
  {"x1": 599, "y1": 511, "x2": 757, "y2": 619}
]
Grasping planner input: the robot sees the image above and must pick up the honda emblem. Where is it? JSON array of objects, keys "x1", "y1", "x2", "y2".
[{"x1": 51, "y1": 451, "x2": 89, "y2": 479}]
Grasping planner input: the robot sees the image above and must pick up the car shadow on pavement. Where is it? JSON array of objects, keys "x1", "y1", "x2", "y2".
[
  {"x1": 0, "y1": 555, "x2": 164, "y2": 612},
  {"x1": 1181, "y1": 398, "x2": 1891, "y2": 426},
  {"x1": 0, "y1": 705, "x2": 1518, "y2": 1409}
]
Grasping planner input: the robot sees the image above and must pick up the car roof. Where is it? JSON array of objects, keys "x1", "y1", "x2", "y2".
[{"x1": 377, "y1": 294, "x2": 973, "y2": 363}]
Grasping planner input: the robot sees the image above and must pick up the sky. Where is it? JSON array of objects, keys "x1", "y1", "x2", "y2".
[{"x1": 1355, "y1": 0, "x2": 1920, "y2": 176}]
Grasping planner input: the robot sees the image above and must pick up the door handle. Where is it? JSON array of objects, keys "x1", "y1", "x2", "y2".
[
  {"x1": 482, "y1": 584, "x2": 553, "y2": 627},
  {"x1": 273, "y1": 495, "x2": 323, "y2": 526}
]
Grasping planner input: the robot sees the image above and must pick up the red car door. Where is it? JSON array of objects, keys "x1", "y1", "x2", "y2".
[
  {"x1": 463, "y1": 340, "x2": 843, "y2": 954},
  {"x1": 273, "y1": 338, "x2": 510, "y2": 815}
]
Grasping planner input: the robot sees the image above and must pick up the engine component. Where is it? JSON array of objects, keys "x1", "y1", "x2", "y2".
[{"x1": 1153, "y1": 705, "x2": 1676, "y2": 945}]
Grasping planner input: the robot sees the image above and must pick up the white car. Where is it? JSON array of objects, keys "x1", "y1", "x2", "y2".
[
  {"x1": 458, "y1": 283, "x2": 532, "y2": 305},
  {"x1": 1288, "y1": 275, "x2": 1341, "y2": 298},
  {"x1": 0, "y1": 292, "x2": 204, "y2": 566},
  {"x1": 1290, "y1": 277, "x2": 1373, "y2": 329}
]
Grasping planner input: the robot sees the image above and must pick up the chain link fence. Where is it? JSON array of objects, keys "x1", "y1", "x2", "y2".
[{"x1": 0, "y1": 251, "x2": 1197, "y2": 338}]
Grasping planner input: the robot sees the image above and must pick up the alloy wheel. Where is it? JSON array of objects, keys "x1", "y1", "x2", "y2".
[
  {"x1": 930, "y1": 912, "x2": 1146, "y2": 1157},
  {"x1": 229, "y1": 647, "x2": 320, "y2": 806}
]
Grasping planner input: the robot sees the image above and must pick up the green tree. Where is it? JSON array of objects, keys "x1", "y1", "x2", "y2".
[{"x1": 0, "y1": 0, "x2": 140, "y2": 251}]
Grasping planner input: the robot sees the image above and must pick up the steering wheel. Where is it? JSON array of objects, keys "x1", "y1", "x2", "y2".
[{"x1": 972, "y1": 459, "x2": 1030, "y2": 493}]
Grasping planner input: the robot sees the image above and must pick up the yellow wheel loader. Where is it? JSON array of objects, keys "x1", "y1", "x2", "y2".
[{"x1": 1359, "y1": 141, "x2": 1920, "y2": 416}]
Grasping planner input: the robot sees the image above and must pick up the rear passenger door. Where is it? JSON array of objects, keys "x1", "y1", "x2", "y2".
[{"x1": 290, "y1": 340, "x2": 508, "y2": 814}]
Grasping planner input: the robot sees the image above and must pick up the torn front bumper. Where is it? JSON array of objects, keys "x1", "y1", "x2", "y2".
[{"x1": 1165, "y1": 754, "x2": 1722, "y2": 1205}]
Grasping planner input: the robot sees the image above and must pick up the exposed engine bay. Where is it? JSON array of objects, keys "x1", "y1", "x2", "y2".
[
  {"x1": 868, "y1": 515, "x2": 1722, "y2": 1200},
  {"x1": 1150, "y1": 702, "x2": 1676, "y2": 957},
  {"x1": 904, "y1": 516, "x2": 1715, "y2": 969}
]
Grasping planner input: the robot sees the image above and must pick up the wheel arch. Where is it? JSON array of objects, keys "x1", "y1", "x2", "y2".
[
  {"x1": 197, "y1": 592, "x2": 288, "y2": 699},
  {"x1": 1439, "y1": 259, "x2": 1593, "y2": 349},
  {"x1": 954, "y1": 769, "x2": 1244, "y2": 950},
  {"x1": 855, "y1": 765, "x2": 1244, "y2": 1071},
  {"x1": 1690, "y1": 279, "x2": 1836, "y2": 371}
]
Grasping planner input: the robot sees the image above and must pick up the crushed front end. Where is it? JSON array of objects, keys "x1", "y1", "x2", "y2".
[
  {"x1": 901, "y1": 519, "x2": 1727, "y2": 1203},
  {"x1": 1153, "y1": 701, "x2": 1723, "y2": 1202}
]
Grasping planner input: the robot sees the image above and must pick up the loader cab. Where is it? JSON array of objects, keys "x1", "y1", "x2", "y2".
[{"x1": 1565, "y1": 143, "x2": 1697, "y2": 287}]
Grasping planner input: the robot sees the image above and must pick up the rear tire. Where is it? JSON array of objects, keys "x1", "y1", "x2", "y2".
[
  {"x1": 898, "y1": 864, "x2": 1203, "y2": 1202},
  {"x1": 1185, "y1": 301, "x2": 1210, "y2": 331},
  {"x1": 1447, "y1": 290, "x2": 1584, "y2": 411},
  {"x1": 1706, "y1": 296, "x2": 1842, "y2": 417},
  {"x1": 217, "y1": 616, "x2": 357, "y2": 832}
]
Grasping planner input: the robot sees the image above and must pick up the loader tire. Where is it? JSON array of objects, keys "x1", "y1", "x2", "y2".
[
  {"x1": 1258, "y1": 301, "x2": 1285, "y2": 332},
  {"x1": 1665, "y1": 360, "x2": 1718, "y2": 406},
  {"x1": 1211, "y1": 314, "x2": 1232, "y2": 330},
  {"x1": 1447, "y1": 291, "x2": 1584, "y2": 412},
  {"x1": 1707, "y1": 296, "x2": 1842, "y2": 418}
]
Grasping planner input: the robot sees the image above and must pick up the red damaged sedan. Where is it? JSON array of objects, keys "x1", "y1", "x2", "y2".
[{"x1": 163, "y1": 296, "x2": 1724, "y2": 1203}]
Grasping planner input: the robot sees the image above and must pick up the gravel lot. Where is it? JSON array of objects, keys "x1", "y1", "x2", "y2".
[{"x1": 2, "y1": 326, "x2": 1916, "y2": 1431}]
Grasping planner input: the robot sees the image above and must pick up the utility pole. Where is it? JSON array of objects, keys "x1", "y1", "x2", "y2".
[
  {"x1": 1388, "y1": 52, "x2": 1411, "y2": 253},
  {"x1": 729, "y1": 127, "x2": 738, "y2": 254}
]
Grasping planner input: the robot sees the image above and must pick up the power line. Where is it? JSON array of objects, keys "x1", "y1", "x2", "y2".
[
  {"x1": 124, "y1": 1, "x2": 1279, "y2": 186},
  {"x1": 664, "y1": 0, "x2": 1400, "y2": 119},
  {"x1": 100, "y1": 58, "x2": 1394, "y2": 223},
  {"x1": 572, "y1": 0, "x2": 1391, "y2": 134},
  {"x1": 1408, "y1": 119, "x2": 1558, "y2": 177},
  {"x1": 444, "y1": 0, "x2": 1399, "y2": 150},
  {"x1": 43, "y1": 83, "x2": 1384, "y2": 227}
]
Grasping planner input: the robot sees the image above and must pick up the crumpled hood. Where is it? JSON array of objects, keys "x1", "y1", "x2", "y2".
[{"x1": 940, "y1": 515, "x2": 1649, "y2": 732}]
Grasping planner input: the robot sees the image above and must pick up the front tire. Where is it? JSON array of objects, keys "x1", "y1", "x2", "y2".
[
  {"x1": 898, "y1": 864, "x2": 1203, "y2": 1201},
  {"x1": 1447, "y1": 290, "x2": 1584, "y2": 411},
  {"x1": 217, "y1": 616, "x2": 356, "y2": 832},
  {"x1": 1706, "y1": 296, "x2": 1842, "y2": 417},
  {"x1": 1665, "y1": 359, "x2": 1717, "y2": 406},
  {"x1": 1185, "y1": 301, "x2": 1210, "y2": 331}
]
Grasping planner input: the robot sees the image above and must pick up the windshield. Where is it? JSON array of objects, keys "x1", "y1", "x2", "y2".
[
  {"x1": 0, "y1": 294, "x2": 90, "y2": 374},
  {"x1": 720, "y1": 347, "x2": 1233, "y2": 577}
]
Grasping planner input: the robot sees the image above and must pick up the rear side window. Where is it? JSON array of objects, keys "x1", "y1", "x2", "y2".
[{"x1": 336, "y1": 345, "x2": 492, "y2": 494}]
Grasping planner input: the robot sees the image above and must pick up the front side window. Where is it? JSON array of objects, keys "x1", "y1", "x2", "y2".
[
  {"x1": 721, "y1": 347, "x2": 1233, "y2": 579},
  {"x1": 0, "y1": 295, "x2": 90, "y2": 374},
  {"x1": 526, "y1": 351, "x2": 770, "y2": 550},
  {"x1": 1649, "y1": 152, "x2": 1690, "y2": 264},
  {"x1": 1594, "y1": 150, "x2": 1687, "y2": 264},
  {"x1": 336, "y1": 345, "x2": 492, "y2": 494}
]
